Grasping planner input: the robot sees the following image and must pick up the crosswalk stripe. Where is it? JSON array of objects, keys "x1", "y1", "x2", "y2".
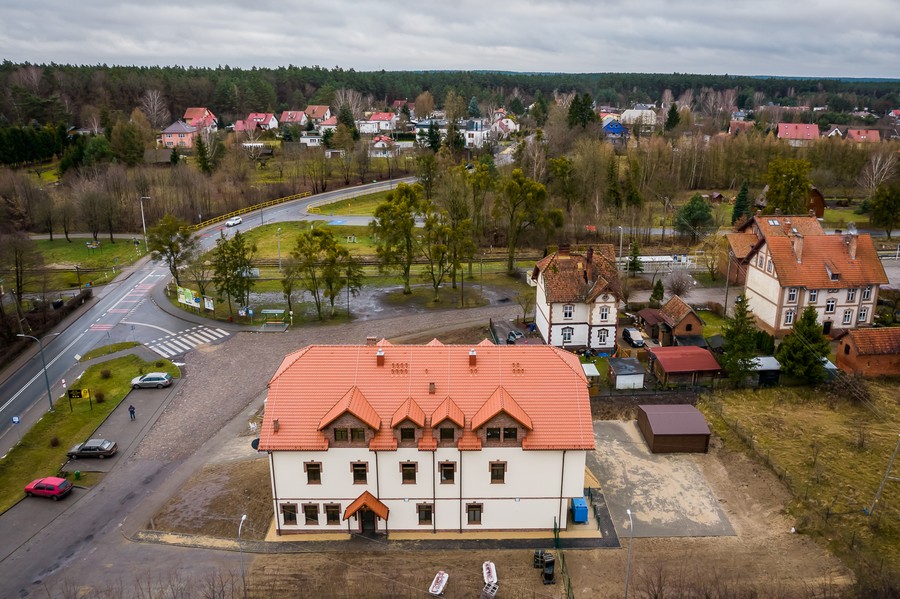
[
  {"x1": 159, "y1": 342, "x2": 184, "y2": 354},
  {"x1": 215, "y1": 328, "x2": 229, "y2": 336},
  {"x1": 182, "y1": 334, "x2": 206, "y2": 345},
  {"x1": 169, "y1": 339, "x2": 193, "y2": 351},
  {"x1": 150, "y1": 346, "x2": 172, "y2": 358},
  {"x1": 191, "y1": 330, "x2": 218, "y2": 342}
]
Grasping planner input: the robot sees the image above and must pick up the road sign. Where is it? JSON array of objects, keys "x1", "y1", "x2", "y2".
[{"x1": 11, "y1": 416, "x2": 20, "y2": 425}]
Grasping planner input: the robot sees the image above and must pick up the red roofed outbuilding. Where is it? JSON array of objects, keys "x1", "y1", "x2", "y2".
[
  {"x1": 647, "y1": 346, "x2": 720, "y2": 386},
  {"x1": 837, "y1": 328, "x2": 900, "y2": 377}
]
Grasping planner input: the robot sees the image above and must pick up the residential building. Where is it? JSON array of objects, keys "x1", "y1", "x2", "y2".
[
  {"x1": 656, "y1": 295, "x2": 704, "y2": 346},
  {"x1": 736, "y1": 213, "x2": 888, "y2": 335},
  {"x1": 463, "y1": 120, "x2": 490, "y2": 148},
  {"x1": 728, "y1": 120, "x2": 754, "y2": 136},
  {"x1": 777, "y1": 123, "x2": 819, "y2": 147},
  {"x1": 246, "y1": 113, "x2": 278, "y2": 130},
  {"x1": 160, "y1": 120, "x2": 197, "y2": 148},
  {"x1": 602, "y1": 121, "x2": 628, "y2": 142},
  {"x1": 369, "y1": 135, "x2": 397, "y2": 158},
  {"x1": 619, "y1": 109, "x2": 657, "y2": 135},
  {"x1": 304, "y1": 105, "x2": 332, "y2": 123},
  {"x1": 182, "y1": 107, "x2": 217, "y2": 132},
  {"x1": 259, "y1": 340, "x2": 594, "y2": 535},
  {"x1": 490, "y1": 116, "x2": 519, "y2": 139},
  {"x1": 358, "y1": 112, "x2": 398, "y2": 134},
  {"x1": 531, "y1": 245, "x2": 621, "y2": 352},
  {"x1": 846, "y1": 129, "x2": 881, "y2": 144},
  {"x1": 298, "y1": 132, "x2": 322, "y2": 147},
  {"x1": 280, "y1": 110, "x2": 309, "y2": 128},
  {"x1": 318, "y1": 116, "x2": 338, "y2": 134},
  {"x1": 837, "y1": 328, "x2": 900, "y2": 377}
]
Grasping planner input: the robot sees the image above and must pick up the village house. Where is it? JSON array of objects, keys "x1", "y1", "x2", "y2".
[
  {"x1": 777, "y1": 123, "x2": 819, "y2": 147},
  {"x1": 358, "y1": 112, "x2": 398, "y2": 134},
  {"x1": 280, "y1": 110, "x2": 309, "y2": 128},
  {"x1": 837, "y1": 328, "x2": 900, "y2": 377},
  {"x1": 369, "y1": 135, "x2": 397, "y2": 158},
  {"x1": 182, "y1": 107, "x2": 217, "y2": 132},
  {"x1": 531, "y1": 245, "x2": 621, "y2": 352},
  {"x1": 160, "y1": 120, "x2": 197, "y2": 149},
  {"x1": 304, "y1": 105, "x2": 332, "y2": 123},
  {"x1": 258, "y1": 340, "x2": 594, "y2": 535},
  {"x1": 736, "y1": 213, "x2": 888, "y2": 336},
  {"x1": 655, "y1": 295, "x2": 704, "y2": 346},
  {"x1": 317, "y1": 116, "x2": 338, "y2": 134}
]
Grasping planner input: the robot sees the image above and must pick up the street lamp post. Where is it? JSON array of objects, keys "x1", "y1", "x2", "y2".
[
  {"x1": 238, "y1": 513, "x2": 248, "y2": 598},
  {"x1": 139, "y1": 196, "x2": 150, "y2": 252},
  {"x1": 618, "y1": 226, "x2": 624, "y2": 261},
  {"x1": 17, "y1": 333, "x2": 58, "y2": 412},
  {"x1": 624, "y1": 508, "x2": 635, "y2": 599},
  {"x1": 277, "y1": 227, "x2": 282, "y2": 271}
]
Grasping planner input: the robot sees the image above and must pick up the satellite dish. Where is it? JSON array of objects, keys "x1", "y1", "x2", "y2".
[{"x1": 251, "y1": 438, "x2": 260, "y2": 450}]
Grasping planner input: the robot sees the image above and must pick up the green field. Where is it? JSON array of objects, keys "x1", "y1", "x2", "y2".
[
  {"x1": 701, "y1": 382, "x2": 900, "y2": 588},
  {"x1": 309, "y1": 190, "x2": 391, "y2": 216},
  {"x1": 0, "y1": 354, "x2": 180, "y2": 513},
  {"x1": 31, "y1": 237, "x2": 145, "y2": 290}
]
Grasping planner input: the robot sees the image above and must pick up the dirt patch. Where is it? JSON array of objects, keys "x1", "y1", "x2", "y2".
[{"x1": 393, "y1": 323, "x2": 495, "y2": 345}]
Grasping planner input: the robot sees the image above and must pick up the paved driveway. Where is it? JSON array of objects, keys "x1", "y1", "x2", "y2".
[{"x1": 588, "y1": 420, "x2": 734, "y2": 538}]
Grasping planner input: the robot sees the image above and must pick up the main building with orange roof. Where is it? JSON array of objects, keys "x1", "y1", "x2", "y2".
[{"x1": 259, "y1": 339, "x2": 594, "y2": 535}]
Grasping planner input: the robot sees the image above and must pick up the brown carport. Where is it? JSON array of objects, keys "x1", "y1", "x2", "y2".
[{"x1": 637, "y1": 404, "x2": 710, "y2": 453}]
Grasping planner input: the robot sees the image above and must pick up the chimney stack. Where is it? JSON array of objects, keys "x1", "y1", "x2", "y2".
[
  {"x1": 468, "y1": 348, "x2": 477, "y2": 367},
  {"x1": 366, "y1": 336, "x2": 377, "y2": 346},
  {"x1": 792, "y1": 232, "x2": 804, "y2": 262},
  {"x1": 846, "y1": 222, "x2": 858, "y2": 259},
  {"x1": 376, "y1": 348, "x2": 385, "y2": 366}
]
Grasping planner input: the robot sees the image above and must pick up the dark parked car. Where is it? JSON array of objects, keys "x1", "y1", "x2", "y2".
[
  {"x1": 67, "y1": 438, "x2": 118, "y2": 459},
  {"x1": 24, "y1": 477, "x2": 73, "y2": 500},
  {"x1": 131, "y1": 372, "x2": 172, "y2": 389},
  {"x1": 622, "y1": 327, "x2": 645, "y2": 347}
]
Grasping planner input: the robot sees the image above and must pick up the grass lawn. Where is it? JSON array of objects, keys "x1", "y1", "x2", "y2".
[
  {"x1": 309, "y1": 190, "x2": 391, "y2": 216},
  {"x1": 701, "y1": 381, "x2": 900, "y2": 584},
  {"x1": 33, "y1": 237, "x2": 144, "y2": 290},
  {"x1": 0, "y1": 354, "x2": 180, "y2": 513},
  {"x1": 230, "y1": 223, "x2": 380, "y2": 260},
  {"x1": 823, "y1": 206, "x2": 870, "y2": 229},
  {"x1": 697, "y1": 309, "x2": 728, "y2": 336},
  {"x1": 79, "y1": 342, "x2": 140, "y2": 361}
]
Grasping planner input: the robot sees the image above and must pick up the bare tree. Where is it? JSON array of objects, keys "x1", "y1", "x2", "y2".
[
  {"x1": 11, "y1": 65, "x2": 43, "y2": 94},
  {"x1": 332, "y1": 88, "x2": 367, "y2": 121},
  {"x1": 415, "y1": 91, "x2": 435, "y2": 119},
  {"x1": 860, "y1": 148, "x2": 897, "y2": 198},
  {"x1": 664, "y1": 269, "x2": 694, "y2": 299},
  {"x1": 140, "y1": 89, "x2": 171, "y2": 130},
  {"x1": 184, "y1": 257, "x2": 214, "y2": 297}
]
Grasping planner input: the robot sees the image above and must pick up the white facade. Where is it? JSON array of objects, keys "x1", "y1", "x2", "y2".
[
  {"x1": 270, "y1": 446, "x2": 586, "y2": 534},
  {"x1": 534, "y1": 271, "x2": 617, "y2": 352},
  {"x1": 613, "y1": 374, "x2": 644, "y2": 390}
]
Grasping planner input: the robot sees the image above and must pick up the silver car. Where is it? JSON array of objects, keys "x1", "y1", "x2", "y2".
[{"x1": 131, "y1": 372, "x2": 172, "y2": 389}]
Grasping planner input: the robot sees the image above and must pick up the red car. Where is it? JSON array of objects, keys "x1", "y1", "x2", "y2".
[{"x1": 24, "y1": 476, "x2": 73, "y2": 501}]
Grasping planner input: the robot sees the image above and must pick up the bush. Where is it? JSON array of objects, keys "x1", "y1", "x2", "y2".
[
  {"x1": 100, "y1": 369, "x2": 111, "y2": 379},
  {"x1": 155, "y1": 360, "x2": 164, "y2": 368},
  {"x1": 95, "y1": 391, "x2": 105, "y2": 403},
  {"x1": 50, "y1": 437, "x2": 59, "y2": 447},
  {"x1": 708, "y1": 302, "x2": 725, "y2": 317}
]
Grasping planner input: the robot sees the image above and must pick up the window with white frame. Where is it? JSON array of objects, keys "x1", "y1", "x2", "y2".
[
  {"x1": 843, "y1": 309, "x2": 853, "y2": 325},
  {"x1": 598, "y1": 329, "x2": 608, "y2": 344},
  {"x1": 862, "y1": 285, "x2": 872, "y2": 301},
  {"x1": 757, "y1": 254, "x2": 764, "y2": 268},
  {"x1": 784, "y1": 310, "x2": 794, "y2": 326},
  {"x1": 859, "y1": 307, "x2": 868, "y2": 322},
  {"x1": 825, "y1": 299, "x2": 836, "y2": 314},
  {"x1": 563, "y1": 304, "x2": 574, "y2": 319},
  {"x1": 766, "y1": 259, "x2": 773, "y2": 273},
  {"x1": 599, "y1": 306, "x2": 609, "y2": 321},
  {"x1": 847, "y1": 289, "x2": 856, "y2": 302},
  {"x1": 562, "y1": 327, "x2": 573, "y2": 343},
  {"x1": 808, "y1": 290, "x2": 818, "y2": 303},
  {"x1": 787, "y1": 288, "x2": 797, "y2": 303}
]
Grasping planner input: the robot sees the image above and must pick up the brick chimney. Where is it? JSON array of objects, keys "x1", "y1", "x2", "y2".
[
  {"x1": 845, "y1": 223, "x2": 858, "y2": 259},
  {"x1": 792, "y1": 232, "x2": 804, "y2": 262},
  {"x1": 468, "y1": 348, "x2": 477, "y2": 367},
  {"x1": 376, "y1": 348, "x2": 385, "y2": 366}
]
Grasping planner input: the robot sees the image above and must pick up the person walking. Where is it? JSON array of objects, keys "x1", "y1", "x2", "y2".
[{"x1": 128, "y1": 404, "x2": 136, "y2": 421}]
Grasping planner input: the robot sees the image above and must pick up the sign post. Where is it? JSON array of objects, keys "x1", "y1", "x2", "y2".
[{"x1": 11, "y1": 415, "x2": 21, "y2": 442}]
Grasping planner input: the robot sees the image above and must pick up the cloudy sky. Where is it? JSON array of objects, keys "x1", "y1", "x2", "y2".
[{"x1": 2, "y1": 1, "x2": 899, "y2": 78}]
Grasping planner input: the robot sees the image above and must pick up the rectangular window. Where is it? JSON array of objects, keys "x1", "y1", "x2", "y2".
[
  {"x1": 439, "y1": 461, "x2": 456, "y2": 484},
  {"x1": 757, "y1": 254, "x2": 764, "y2": 268},
  {"x1": 503, "y1": 427, "x2": 518, "y2": 441},
  {"x1": 490, "y1": 461, "x2": 507, "y2": 484},
  {"x1": 304, "y1": 462, "x2": 322, "y2": 485},
  {"x1": 417, "y1": 503, "x2": 433, "y2": 525},
  {"x1": 401, "y1": 462, "x2": 417, "y2": 484},
  {"x1": 303, "y1": 504, "x2": 318, "y2": 525},
  {"x1": 847, "y1": 289, "x2": 857, "y2": 302},
  {"x1": 281, "y1": 503, "x2": 298, "y2": 525},
  {"x1": 351, "y1": 428, "x2": 366, "y2": 441},
  {"x1": 562, "y1": 327, "x2": 573, "y2": 343},
  {"x1": 352, "y1": 462, "x2": 368, "y2": 484},
  {"x1": 467, "y1": 503, "x2": 483, "y2": 525},
  {"x1": 334, "y1": 428, "x2": 348, "y2": 442},
  {"x1": 825, "y1": 299, "x2": 836, "y2": 314},
  {"x1": 600, "y1": 306, "x2": 609, "y2": 321},
  {"x1": 400, "y1": 427, "x2": 416, "y2": 441},
  {"x1": 859, "y1": 307, "x2": 868, "y2": 322},
  {"x1": 862, "y1": 286, "x2": 872, "y2": 301},
  {"x1": 784, "y1": 310, "x2": 794, "y2": 326},
  {"x1": 787, "y1": 288, "x2": 797, "y2": 303},
  {"x1": 563, "y1": 304, "x2": 574, "y2": 319},
  {"x1": 808, "y1": 290, "x2": 818, "y2": 303},
  {"x1": 599, "y1": 329, "x2": 608, "y2": 344},
  {"x1": 325, "y1": 504, "x2": 341, "y2": 525},
  {"x1": 843, "y1": 309, "x2": 853, "y2": 325},
  {"x1": 439, "y1": 427, "x2": 455, "y2": 442},
  {"x1": 486, "y1": 428, "x2": 501, "y2": 441},
  {"x1": 766, "y1": 259, "x2": 773, "y2": 273}
]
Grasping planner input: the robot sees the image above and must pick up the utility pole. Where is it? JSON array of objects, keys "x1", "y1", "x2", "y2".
[
  {"x1": 868, "y1": 434, "x2": 900, "y2": 517},
  {"x1": 139, "y1": 196, "x2": 150, "y2": 252}
]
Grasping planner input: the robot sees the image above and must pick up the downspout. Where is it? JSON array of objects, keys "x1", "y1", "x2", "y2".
[
  {"x1": 458, "y1": 447, "x2": 463, "y2": 533},
  {"x1": 269, "y1": 452, "x2": 281, "y2": 536},
  {"x1": 374, "y1": 451, "x2": 381, "y2": 532},
  {"x1": 432, "y1": 450, "x2": 437, "y2": 534},
  {"x1": 558, "y1": 450, "x2": 567, "y2": 528}
]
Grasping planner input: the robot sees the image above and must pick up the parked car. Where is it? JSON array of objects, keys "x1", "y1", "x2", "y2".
[
  {"x1": 225, "y1": 216, "x2": 242, "y2": 227},
  {"x1": 622, "y1": 327, "x2": 645, "y2": 347},
  {"x1": 131, "y1": 372, "x2": 173, "y2": 389},
  {"x1": 67, "y1": 438, "x2": 118, "y2": 459},
  {"x1": 506, "y1": 330, "x2": 525, "y2": 345},
  {"x1": 24, "y1": 477, "x2": 73, "y2": 501}
]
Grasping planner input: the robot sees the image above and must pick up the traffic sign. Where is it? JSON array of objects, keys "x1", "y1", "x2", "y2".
[{"x1": 11, "y1": 416, "x2": 20, "y2": 425}]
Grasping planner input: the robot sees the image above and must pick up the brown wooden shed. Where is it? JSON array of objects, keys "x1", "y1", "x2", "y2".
[{"x1": 637, "y1": 404, "x2": 711, "y2": 454}]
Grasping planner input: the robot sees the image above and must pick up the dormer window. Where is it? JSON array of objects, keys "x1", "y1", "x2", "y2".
[
  {"x1": 400, "y1": 427, "x2": 415, "y2": 441},
  {"x1": 440, "y1": 427, "x2": 455, "y2": 442},
  {"x1": 486, "y1": 428, "x2": 501, "y2": 441},
  {"x1": 563, "y1": 304, "x2": 574, "y2": 319},
  {"x1": 334, "y1": 429, "x2": 349, "y2": 442}
]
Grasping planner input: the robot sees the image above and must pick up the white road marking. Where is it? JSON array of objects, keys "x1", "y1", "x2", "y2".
[
  {"x1": 1, "y1": 332, "x2": 86, "y2": 413},
  {"x1": 122, "y1": 321, "x2": 176, "y2": 336}
]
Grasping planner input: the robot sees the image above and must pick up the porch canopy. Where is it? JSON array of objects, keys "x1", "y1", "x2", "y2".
[{"x1": 343, "y1": 490, "x2": 389, "y2": 521}]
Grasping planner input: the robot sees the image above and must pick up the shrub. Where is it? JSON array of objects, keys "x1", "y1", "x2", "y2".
[
  {"x1": 100, "y1": 369, "x2": 111, "y2": 379},
  {"x1": 50, "y1": 437, "x2": 59, "y2": 447},
  {"x1": 155, "y1": 360, "x2": 164, "y2": 368},
  {"x1": 95, "y1": 391, "x2": 105, "y2": 403}
]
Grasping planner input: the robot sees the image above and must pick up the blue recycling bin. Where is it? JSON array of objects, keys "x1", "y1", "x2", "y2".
[{"x1": 571, "y1": 497, "x2": 588, "y2": 524}]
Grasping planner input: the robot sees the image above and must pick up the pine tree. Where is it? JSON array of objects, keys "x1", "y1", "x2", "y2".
[
  {"x1": 467, "y1": 96, "x2": 480, "y2": 118},
  {"x1": 627, "y1": 242, "x2": 643, "y2": 277},
  {"x1": 170, "y1": 147, "x2": 179, "y2": 166},
  {"x1": 719, "y1": 294, "x2": 758, "y2": 386},
  {"x1": 665, "y1": 104, "x2": 680, "y2": 131},
  {"x1": 650, "y1": 279, "x2": 664, "y2": 308},
  {"x1": 195, "y1": 135, "x2": 211, "y2": 174},
  {"x1": 775, "y1": 306, "x2": 830, "y2": 383},
  {"x1": 732, "y1": 181, "x2": 750, "y2": 225}
]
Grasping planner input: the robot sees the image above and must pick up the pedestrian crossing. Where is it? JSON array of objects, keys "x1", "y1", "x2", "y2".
[{"x1": 147, "y1": 325, "x2": 230, "y2": 357}]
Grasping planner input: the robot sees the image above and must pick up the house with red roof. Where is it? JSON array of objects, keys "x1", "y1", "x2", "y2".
[
  {"x1": 280, "y1": 110, "x2": 309, "y2": 128},
  {"x1": 846, "y1": 129, "x2": 881, "y2": 144},
  {"x1": 837, "y1": 328, "x2": 900, "y2": 376},
  {"x1": 735, "y1": 213, "x2": 888, "y2": 335},
  {"x1": 304, "y1": 105, "x2": 332, "y2": 123},
  {"x1": 160, "y1": 120, "x2": 198, "y2": 149},
  {"x1": 531, "y1": 245, "x2": 621, "y2": 352},
  {"x1": 358, "y1": 112, "x2": 398, "y2": 134},
  {"x1": 258, "y1": 340, "x2": 594, "y2": 535},
  {"x1": 370, "y1": 135, "x2": 397, "y2": 158},
  {"x1": 777, "y1": 123, "x2": 820, "y2": 147},
  {"x1": 317, "y1": 115, "x2": 338, "y2": 134},
  {"x1": 182, "y1": 107, "x2": 217, "y2": 132},
  {"x1": 245, "y1": 113, "x2": 278, "y2": 130}
]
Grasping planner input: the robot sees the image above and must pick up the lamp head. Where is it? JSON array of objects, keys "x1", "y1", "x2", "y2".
[
  {"x1": 626, "y1": 508, "x2": 632, "y2": 516},
  {"x1": 241, "y1": 514, "x2": 247, "y2": 522}
]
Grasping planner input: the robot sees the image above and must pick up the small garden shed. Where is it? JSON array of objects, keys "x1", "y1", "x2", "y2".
[
  {"x1": 607, "y1": 358, "x2": 646, "y2": 390},
  {"x1": 637, "y1": 404, "x2": 711, "y2": 454}
]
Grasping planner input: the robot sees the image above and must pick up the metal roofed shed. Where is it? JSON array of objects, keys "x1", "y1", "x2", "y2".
[
  {"x1": 748, "y1": 356, "x2": 781, "y2": 387},
  {"x1": 637, "y1": 404, "x2": 711, "y2": 453},
  {"x1": 607, "y1": 357, "x2": 646, "y2": 390}
]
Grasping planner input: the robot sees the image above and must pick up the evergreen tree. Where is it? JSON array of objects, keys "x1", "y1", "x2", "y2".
[
  {"x1": 732, "y1": 181, "x2": 750, "y2": 225},
  {"x1": 567, "y1": 93, "x2": 597, "y2": 129},
  {"x1": 531, "y1": 91, "x2": 548, "y2": 126},
  {"x1": 650, "y1": 279, "x2": 664, "y2": 308},
  {"x1": 627, "y1": 242, "x2": 643, "y2": 277},
  {"x1": 467, "y1": 96, "x2": 480, "y2": 118},
  {"x1": 665, "y1": 104, "x2": 681, "y2": 131},
  {"x1": 508, "y1": 96, "x2": 524, "y2": 115},
  {"x1": 606, "y1": 159, "x2": 622, "y2": 208},
  {"x1": 169, "y1": 147, "x2": 179, "y2": 166},
  {"x1": 675, "y1": 194, "x2": 714, "y2": 243},
  {"x1": 775, "y1": 306, "x2": 830, "y2": 384},
  {"x1": 425, "y1": 121, "x2": 441, "y2": 152},
  {"x1": 719, "y1": 294, "x2": 759, "y2": 386},
  {"x1": 195, "y1": 135, "x2": 211, "y2": 174}
]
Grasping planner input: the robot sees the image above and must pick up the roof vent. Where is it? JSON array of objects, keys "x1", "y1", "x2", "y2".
[
  {"x1": 469, "y1": 348, "x2": 477, "y2": 366},
  {"x1": 376, "y1": 348, "x2": 385, "y2": 366},
  {"x1": 273, "y1": 419, "x2": 279, "y2": 432},
  {"x1": 429, "y1": 382, "x2": 436, "y2": 394}
]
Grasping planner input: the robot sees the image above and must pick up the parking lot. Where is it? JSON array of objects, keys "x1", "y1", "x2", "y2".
[{"x1": 587, "y1": 420, "x2": 735, "y2": 538}]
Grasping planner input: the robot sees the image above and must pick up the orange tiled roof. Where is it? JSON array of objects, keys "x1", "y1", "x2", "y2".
[
  {"x1": 260, "y1": 343, "x2": 593, "y2": 452},
  {"x1": 659, "y1": 295, "x2": 694, "y2": 327},
  {"x1": 742, "y1": 215, "x2": 824, "y2": 240},
  {"x1": 343, "y1": 490, "x2": 389, "y2": 521},
  {"x1": 725, "y1": 233, "x2": 759, "y2": 260},
  {"x1": 532, "y1": 247, "x2": 621, "y2": 304},
  {"x1": 848, "y1": 328, "x2": 900, "y2": 355},
  {"x1": 391, "y1": 397, "x2": 426, "y2": 428},
  {"x1": 649, "y1": 346, "x2": 720, "y2": 373},
  {"x1": 765, "y1": 234, "x2": 888, "y2": 288},
  {"x1": 471, "y1": 387, "x2": 534, "y2": 431},
  {"x1": 777, "y1": 123, "x2": 819, "y2": 141},
  {"x1": 847, "y1": 129, "x2": 881, "y2": 143},
  {"x1": 304, "y1": 105, "x2": 330, "y2": 119}
]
